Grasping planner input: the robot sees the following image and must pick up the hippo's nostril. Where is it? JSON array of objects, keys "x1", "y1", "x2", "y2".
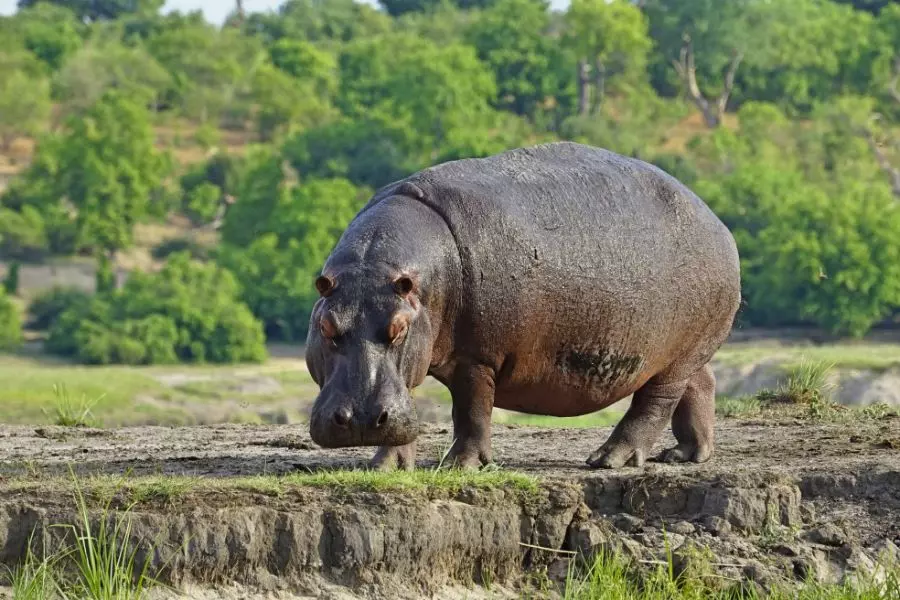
[
  {"x1": 375, "y1": 410, "x2": 389, "y2": 429},
  {"x1": 333, "y1": 408, "x2": 352, "y2": 428}
]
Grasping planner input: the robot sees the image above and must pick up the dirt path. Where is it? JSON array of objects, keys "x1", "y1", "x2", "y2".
[{"x1": 0, "y1": 419, "x2": 897, "y2": 599}]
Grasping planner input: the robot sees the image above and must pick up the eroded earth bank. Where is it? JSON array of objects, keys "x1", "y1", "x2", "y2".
[{"x1": 0, "y1": 418, "x2": 897, "y2": 599}]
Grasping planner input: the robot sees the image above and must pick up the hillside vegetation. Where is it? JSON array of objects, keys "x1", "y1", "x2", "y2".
[{"x1": 2, "y1": 0, "x2": 900, "y2": 364}]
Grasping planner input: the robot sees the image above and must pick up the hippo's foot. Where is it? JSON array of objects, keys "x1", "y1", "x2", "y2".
[
  {"x1": 586, "y1": 438, "x2": 649, "y2": 469},
  {"x1": 655, "y1": 442, "x2": 712, "y2": 464},
  {"x1": 442, "y1": 438, "x2": 492, "y2": 470},
  {"x1": 370, "y1": 441, "x2": 417, "y2": 471}
]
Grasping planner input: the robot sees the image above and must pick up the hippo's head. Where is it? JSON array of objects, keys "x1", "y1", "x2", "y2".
[{"x1": 306, "y1": 263, "x2": 434, "y2": 448}]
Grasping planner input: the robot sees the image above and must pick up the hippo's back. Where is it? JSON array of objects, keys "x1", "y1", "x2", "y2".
[{"x1": 373, "y1": 143, "x2": 740, "y2": 406}]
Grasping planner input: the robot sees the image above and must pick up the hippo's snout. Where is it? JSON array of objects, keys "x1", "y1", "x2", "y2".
[{"x1": 310, "y1": 388, "x2": 419, "y2": 448}]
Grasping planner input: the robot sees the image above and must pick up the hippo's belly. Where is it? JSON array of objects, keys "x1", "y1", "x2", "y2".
[{"x1": 491, "y1": 345, "x2": 655, "y2": 417}]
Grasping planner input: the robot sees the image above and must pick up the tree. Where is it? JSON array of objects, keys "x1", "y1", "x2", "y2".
[
  {"x1": 244, "y1": 0, "x2": 391, "y2": 45},
  {"x1": 564, "y1": 0, "x2": 651, "y2": 115},
  {"x1": 10, "y1": 3, "x2": 84, "y2": 70},
  {"x1": 0, "y1": 68, "x2": 51, "y2": 150},
  {"x1": 146, "y1": 20, "x2": 266, "y2": 124},
  {"x1": 466, "y1": 0, "x2": 573, "y2": 117},
  {"x1": 12, "y1": 91, "x2": 169, "y2": 271},
  {"x1": 47, "y1": 253, "x2": 267, "y2": 364},
  {"x1": 16, "y1": 0, "x2": 164, "y2": 22},
  {"x1": 337, "y1": 34, "x2": 498, "y2": 158},
  {"x1": 379, "y1": 0, "x2": 495, "y2": 17},
  {"x1": 218, "y1": 148, "x2": 369, "y2": 339},
  {"x1": 53, "y1": 41, "x2": 171, "y2": 116}
]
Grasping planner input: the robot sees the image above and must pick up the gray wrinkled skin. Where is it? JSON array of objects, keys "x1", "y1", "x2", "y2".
[{"x1": 307, "y1": 142, "x2": 741, "y2": 471}]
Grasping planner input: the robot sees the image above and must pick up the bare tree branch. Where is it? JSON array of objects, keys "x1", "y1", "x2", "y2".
[
  {"x1": 672, "y1": 35, "x2": 742, "y2": 129},
  {"x1": 861, "y1": 118, "x2": 900, "y2": 199},
  {"x1": 889, "y1": 56, "x2": 900, "y2": 106},
  {"x1": 716, "y1": 51, "x2": 744, "y2": 116}
]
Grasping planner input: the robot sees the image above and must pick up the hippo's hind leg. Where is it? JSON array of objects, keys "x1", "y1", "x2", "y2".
[
  {"x1": 370, "y1": 441, "x2": 418, "y2": 471},
  {"x1": 586, "y1": 378, "x2": 687, "y2": 469},
  {"x1": 657, "y1": 364, "x2": 715, "y2": 464}
]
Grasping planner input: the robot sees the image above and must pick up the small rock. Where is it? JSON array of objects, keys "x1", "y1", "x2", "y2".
[
  {"x1": 771, "y1": 543, "x2": 801, "y2": 557},
  {"x1": 704, "y1": 516, "x2": 732, "y2": 536},
  {"x1": 743, "y1": 560, "x2": 775, "y2": 588},
  {"x1": 800, "y1": 503, "x2": 815, "y2": 523},
  {"x1": 611, "y1": 513, "x2": 644, "y2": 533},
  {"x1": 667, "y1": 520, "x2": 696, "y2": 535},
  {"x1": 566, "y1": 521, "x2": 606, "y2": 555},
  {"x1": 871, "y1": 539, "x2": 899, "y2": 563},
  {"x1": 805, "y1": 523, "x2": 848, "y2": 547},
  {"x1": 619, "y1": 538, "x2": 645, "y2": 560}
]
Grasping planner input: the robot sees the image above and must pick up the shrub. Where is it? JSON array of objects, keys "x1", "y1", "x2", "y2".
[
  {"x1": 28, "y1": 286, "x2": 92, "y2": 330},
  {"x1": 0, "y1": 289, "x2": 22, "y2": 350},
  {"x1": 47, "y1": 253, "x2": 266, "y2": 365}
]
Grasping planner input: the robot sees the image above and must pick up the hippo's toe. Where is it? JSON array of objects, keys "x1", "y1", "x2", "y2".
[
  {"x1": 586, "y1": 441, "x2": 646, "y2": 469},
  {"x1": 655, "y1": 442, "x2": 712, "y2": 464}
]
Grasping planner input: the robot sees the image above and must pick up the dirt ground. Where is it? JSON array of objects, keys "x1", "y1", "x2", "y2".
[{"x1": 0, "y1": 418, "x2": 897, "y2": 599}]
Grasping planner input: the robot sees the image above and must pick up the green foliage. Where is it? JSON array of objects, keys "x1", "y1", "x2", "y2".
[
  {"x1": 379, "y1": 0, "x2": 496, "y2": 18},
  {"x1": 2, "y1": 261, "x2": 20, "y2": 295},
  {"x1": 337, "y1": 33, "x2": 499, "y2": 154},
  {"x1": 47, "y1": 253, "x2": 267, "y2": 365},
  {"x1": 0, "y1": 66, "x2": 51, "y2": 149},
  {"x1": 219, "y1": 170, "x2": 367, "y2": 340},
  {"x1": 11, "y1": 91, "x2": 170, "y2": 257},
  {"x1": 17, "y1": 0, "x2": 164, "y2": 22},
  {"x1": 245, "y1": 0, "x2": 392, "y2": 44},
  {"x1": 10, "y1": 3, "x2": 84, "y2": 70},
  {"x1": 465, "y1": 0, "x2": 573, "y2": 117},
  {"x1": 47, "y1": 383, "x2": 101, "y2": 427},
  {"x1": 565, "y1": 0, "x2": 652, "y2": 105},
  {"x1": 28, "y1": 286, "x2": 93, "y2": 330},
  {"x1": 0, "y1": 289, "x2": 22, "y2": 350},
  {"x1": 53, "y1": 41, "x2": 171, "y2": 116}
]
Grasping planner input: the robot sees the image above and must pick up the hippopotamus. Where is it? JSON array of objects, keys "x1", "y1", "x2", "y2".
[{"x1": 306, "y1": 142, "x2": 741, "y2": 470}]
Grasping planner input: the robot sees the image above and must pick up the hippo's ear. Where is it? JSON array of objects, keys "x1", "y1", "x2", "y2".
[
  {"x1": 315, "y1": 275, "x2": 335, "y2": 297},
  {"x1": 392, "y1": 274, "x2": 417, "y2": 298}
]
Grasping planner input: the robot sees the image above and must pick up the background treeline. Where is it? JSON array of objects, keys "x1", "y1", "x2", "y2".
[{"x1": 1, "y1": 0, "x2": 900, "y2": 363}]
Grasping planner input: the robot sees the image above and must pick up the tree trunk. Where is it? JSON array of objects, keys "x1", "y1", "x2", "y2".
[
  {"x1": 672, "y1": 35, "x2": 742, "y2": 129},
  {"x1": 577, "y1": 60, "x2": 591, "y2": 117},
  {"x1": 590, "y1": 59, "x2": 606, "y2": 115}
]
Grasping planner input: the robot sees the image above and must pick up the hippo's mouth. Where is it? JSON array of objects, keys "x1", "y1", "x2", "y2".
[{"x1": 309, "y1": 406, "x2": 420, "y2": 449}]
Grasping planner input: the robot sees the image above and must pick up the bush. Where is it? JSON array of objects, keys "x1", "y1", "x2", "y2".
[
  {"x1": 27, "y1": 286, "x2": 92, "y2": 330},
  {"x1": 46, "y1": 253, "x2": 267, "y2": 365},
  {"x1": 0, "y1": 290, "x2": 22, "y2": 350},
  {"x1": 150, "y1": 237, "x2": 209, "y2": 261}
]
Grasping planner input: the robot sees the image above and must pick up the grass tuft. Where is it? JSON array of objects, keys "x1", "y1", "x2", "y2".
[
  {"x1": 715, "y1": 395, "x2": 762, "y2": 418},
  {"x1": 45, "y1": 383, "x2": 102, "y2": 428}
]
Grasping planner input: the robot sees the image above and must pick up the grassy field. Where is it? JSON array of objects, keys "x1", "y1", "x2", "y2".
[
  {"x1": 3, "y1": 338, "x2": 900, "y2": 429},
  {"x1": 716, "y1": 340, "x2": 900, "y2": 371}
]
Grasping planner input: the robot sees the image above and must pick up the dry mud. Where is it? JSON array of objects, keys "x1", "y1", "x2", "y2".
[{"x1": 0, "y1": 419, "x2": 898, "y2": 598}]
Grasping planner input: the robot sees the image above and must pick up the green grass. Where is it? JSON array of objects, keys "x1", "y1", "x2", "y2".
[
  {"x1": 0, "y1": 353, "x2": 316, "y2": 426},
  {"x1": 9, "y1": 471, "x2": 163, "y2": 600},
  {"x1": 46, "y1": 384, "x2": 102, "y2": 427},
  {"x1": 715, "y1": 342, "x2": 900, "y2": 371},
  {"x1": 1, "y1": 467, "x2": 541, "y2": 505},
  {"x1": 564, "y1": 549, "x2": 900, "y2": 600},
  {"x1": 494, "y1": 409, "x2": 623, "y2": 428}
]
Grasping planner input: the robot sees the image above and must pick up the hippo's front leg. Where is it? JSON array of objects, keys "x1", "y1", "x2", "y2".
[
  {"x1": 445, "y1": 363, "x2": 495, "y2": 469},
  {"x1": 370, "y1": 441, "x2": 418, "y2": 471}
]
